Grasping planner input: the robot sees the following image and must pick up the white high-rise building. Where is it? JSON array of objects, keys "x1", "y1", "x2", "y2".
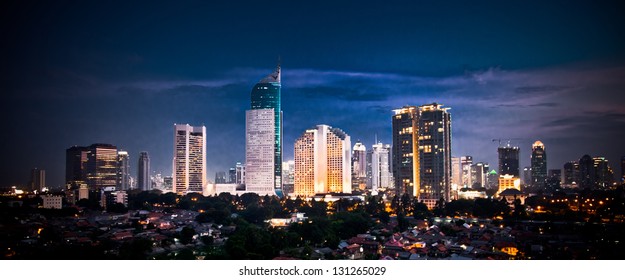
[
  {"x1": 116, "y1": 151, "x2": 130, "y2": 191},
  {"x1": 245, "y1": 109, "x2": 276, "y2": 196},
  {"x1": 173, "y1": 124, "x2": 207, "y2": 195},
  {"x1": 294, "y1": 125, "x2": 351, "y2": 197},
  {"x1": 369, "y1": 142, "x2": 392, "y2": 192}
]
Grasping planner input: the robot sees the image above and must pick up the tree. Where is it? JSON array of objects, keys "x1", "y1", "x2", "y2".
[{"x1": 179, "y1": 226, "x2": 196, "y2": 245}]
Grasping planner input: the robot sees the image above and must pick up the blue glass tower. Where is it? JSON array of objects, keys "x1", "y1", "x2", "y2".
[{"x1": 250, "y1": 64, "x2": 283, "y2": 197}]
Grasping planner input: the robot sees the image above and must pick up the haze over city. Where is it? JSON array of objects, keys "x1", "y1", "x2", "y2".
[{"x1": 2, "y1": 0, "x2": 625, "y2": 188}]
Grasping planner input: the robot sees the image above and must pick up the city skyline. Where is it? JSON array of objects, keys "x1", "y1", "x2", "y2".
[{"x1": 3, "y1": 1, "x2": 625, "y2": 188}]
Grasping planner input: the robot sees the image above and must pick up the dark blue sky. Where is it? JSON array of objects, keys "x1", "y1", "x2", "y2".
[{"x1": 2, "y1": 0, "x2": 625, "y2": 188}]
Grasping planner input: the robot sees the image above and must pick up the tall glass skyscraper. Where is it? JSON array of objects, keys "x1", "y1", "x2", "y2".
[
  {"x1": 246, "y1": 64, "x2": 283, "y2": 197},
  {"x1": 138, "y1": 151, "x2": 151, "y2": 191},
  {"x1": 530, "y1": 141, "x2": 547, "y2": 189}
]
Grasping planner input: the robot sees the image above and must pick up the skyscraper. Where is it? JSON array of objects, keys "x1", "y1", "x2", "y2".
[
  {"x1": 593, "y1": 157, "x2": 614, "y2": 188},
  {"x1": 215, "y1": 171, "x2": 227, "y2": 184},
  {"x1": 352, "y1": 141, "x2": 367, "y2": 191},
  {"x1": 391, "y1": 103, "x2": 452, "y2": 204},
  {"x1": 173, "y1": 124, "x2": 207, "y2": 195},
  {"x1": 461, "y1": 156, "x2": 473, "y2": 188},
  {"x1": 294, "y1": 125, "x2": 351, "y2": 197},
  {"x1": 85, "y1": 144, "x2": 118, "y2": 191},
  {"x1": 417, "y1": 103, "x2": 452, "y2": 203},
  {"x1": 66, "y1": 145, "x2": 89, "y2": 188},
  {"x1": 451, "y1": 157, "x2": 461, "y2": 189},
  {"x1": 368, "y1": 142, "x2": 392, "y2": 192},
  {"x1": 246, "y1": 64, "x2": 283, "y2": 197},
  {"x1": 30, "y1": 168, "x2": 45, "y2": 192},
  {"x1": 116, "y1": 151, "x2": 130, "y2": 191},
  {"x1": 392, "y1": 106, "x2": 419, "y2": 197},
  {"x1": 498, "y1": 145, "x2": 520, "y2": 177},
  {"x1": 531, "y1": 141, "x2": 547, "y2": 189},
  {"x1": 138, "y1": 151, "x2": 151, "y2": 191},
  {"x1": 563, "y1": 161, "x2": 579, "y2": 185},
  {"x1": 578, "y1": 154, "x2": 595, "y2": 189}
]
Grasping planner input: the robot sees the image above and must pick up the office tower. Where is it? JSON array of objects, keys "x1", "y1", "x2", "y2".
[
  {"x1": 487, "y1": 170, "x2": 499, "y2": 189},
  {"x1": 392, "y1": 104, "x2": 452, "y2": 203},
  {"x1": 352, "y1": 141, "x2": 367, "y2": 191},
  {"x1": 294, "y1": 125, "x2": 351, "y2": 197},
  {"x1": 246, "y1": 64, "x2": 283, "y2": 197},
  {"x1": 235, "y1": 162, "x2": 245, "y2": 184},
  {"x1": 228, "y1": 168, "x2": 236, "y2": 183},
  {"x1": 66, "y1": 145, "x2": 89, "y2": 188},
  {"x1": 461, "y1": 156, "x2": 473, "y2": 188},
  {"x1": 523, "y1": 167, "x2": 532, "y2": 186},
  {"x1": 85, "y1": 144, "x2": 118, "y2": 191},
  {"x1": 151, "y1": 173, "x2": 164, "y2": 190},
  {"x1": 282, "y1": 160, "x2": 295, "y2": 185},
  {"x1": 547, "y1": 169, "x2": 562, "y2": 190},
  {"x1": 451, "y1": 157, "x2": 461, "y2": 188},
  {"x1": 116, "y1": 151, "x2": 130, "y2": 191},
  {"x1": 498, "y1": 145, "x2": 520, "y2": 177},
  {"x1": 563, "y1": 161, "x2": 579, "y2": 185},
  {"x1": 593, "y1": 157, "x2": 614, "y2": 188},
  {"x1": 392, "y1": 106, "x2": 419, "y2": 197},
  {"x1": 30, "y1": 168, "x2": 45, "y2": 192},
  {"x1": 215, "y1": 171, "x2": 227, "y2": 184},
  {"x1": 369, "y1": 142, "x2": 392, "y2": 192},
  {"x1": 246, "y1": 109, "x2": 277, "y2": 195},
  {"x1": 531, "y1": 141, "x2": 547, "y2": 189},
  {"x1": 417, "y1": 104, "x2": 452, "y2": 202},
  {"x1": 578, "y1": 155, "x2": 595, "y2": 189},
  {"x1": 471, "y1": 162, "x2": 486, "y2": 188},
  {"x1": 173, "y1": 124, "x2": 207, "y2": 195},
  {"x1": 137, "y1": 151, "x2": 151, "y2": 191},
  {"x1": 163, "y1": 176, "x2": 173, "y2": 192}
]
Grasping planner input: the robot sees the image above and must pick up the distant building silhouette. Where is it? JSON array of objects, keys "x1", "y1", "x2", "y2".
[{"x1": 138, "y1": 151, "x2": 151, "y2": 191}]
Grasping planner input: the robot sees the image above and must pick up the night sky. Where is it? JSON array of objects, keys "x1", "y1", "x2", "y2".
[{"x1": 2, "y1": 0, "x2": 625, "y2": 188}]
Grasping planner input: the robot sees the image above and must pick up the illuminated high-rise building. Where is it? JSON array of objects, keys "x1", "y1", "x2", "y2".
[
  {"x1": 530, "y1": 141, "x2": 547, "y2": 189},
  {"x1": 391, "y1": 104, "x2": 452, "y2": 204},
  {"x1": 246, "y1": 64, "x2": 283, "y2": 197},
  {"x1": 215, "y1": 171, "x2": 227, "y2": 184},
  {"x1": 116, "y1": 151, "x2": 130, "y2": 191},
  {"x1": 392, "y1": 106, "x2": 419, "y2": 197},
  {"x1": 138, "y1": 151, "x2": 151, "y2": 191},
  {"x1": 461, "y1": 156, "x2": 473, "y2": 188},
  {"x1": 66, "y1": 145, "x2": 89, "y2": 188},
  {"x1": 352, "y1": 141, "x2": 367, "y2": 191},
  {"x1": 451, "y1": 157, "x2": 461, "y2": 189},
  {"x1": 593, "y1": 157, "x2": 614, "y2": 189},
  {"x1": 368, "y1": 142, "x2": 392, "y2": 192},
  {"x1": 235, "y1": 162, "x2": 245, "y2": 184},
  {"x1": 85, "y1": 144, "x2": 118, "y2": 191},
  {"x1": 294, "y1": 125, "x2": 351, "y2": 197},
  {"x1": 173, "y1": 124, "x2": 207, "y2": 195},
  {"x1": 471, "y1": 162, "x2": 486, "y2": 188}
]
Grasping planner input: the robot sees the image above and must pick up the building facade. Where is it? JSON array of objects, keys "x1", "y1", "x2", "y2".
[
  {"x1": 498, "y1": 145, "x2": 520, "y2": 177},
  {"x1": 30, "y1": 168, "x2": 45, "y2": 192},
  {"x1": 85, "y1": 144, "x2": 118, "y2": 191},
  {"x1": 352, "y1": 141, "x2": 367, "y2": 191},
  {"x1": 137, "y1": 151, "x2": 151, "y2": 191},
  {"x1": 173, "y1": 124, "x2": 207, "y2": 195},
  {"x1": 368, "y1": 142, "x2": 392, "y2": 192},
  {"x1": 530, "y1": 141, "x2": 547, "y2": 189},
  {"x1": 391, "y1": 104, "x2": 452, "y2": 203},
  {"x1": 116, "y1": 151, "x2": 130, "y2": 191},
  {"x1": 294, "y1": 125, "x2": 351, "y2": 197},
  {"x1": 245, "y1": 109, "x2": 276, "y2": 196},
  {"x1": 247, "y1": 64, "x2": 283, "y2": 197}
]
